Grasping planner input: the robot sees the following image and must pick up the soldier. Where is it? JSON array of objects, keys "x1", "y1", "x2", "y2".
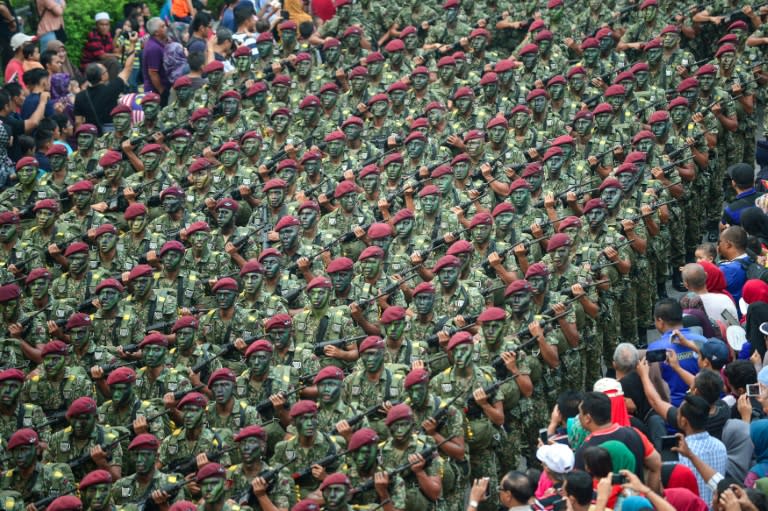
[
  {"x1": 273, "y1": 215, "x2": 323, "y2": 278},
  {"x1": 198, "y1": 277, "x2": 261, "y2": 374},
  {"x1": 40, "y1": 144, "x2": 81, "y2": 198},
  {"x1": 0, "y1": 282, "x2": 44, "y2": 366},
  {"x1": 342, "y1": 336, "x2": 404, "y2": 439},
  {"x1": 153, "y1": 241, "x2": 207, "y2": 311},
  {"x1": 309, "y1": 366, "x2": 357, "y2": 440},
  {"x1": 0, "y1": 368, "x2": 48, "y2": 442},
  {"x1": 89, "y1": 224, "x2": 136, "y2": 279},
  {"x1": 119, "y1": 203, "x2": 158, "y2": 262},
  {"x1": 234, "y1": 340, "x2": 292, "y2": 456},
  {"x1": 22, "y1": 267, "x2": 74, "y2": 327},
  {"x1": 348, "y1": 245, "x2": 406, "y2": 332},
  {"x1": 50, "y1": 242, "x2": 96, "y2": 308},
  {"x1": 134, "y1": 92, "x2": 162, "y2": 142},
  {"x1": 152, "y1": 187, "x2": 195, "y2": 245},
  {"x1": 95, "y1": 366, "x2": 166, "y2": 442},
  {"x1": 133, "y1": 333, "x2": 191, "y2": 402},
  {"x1": 379, "y1": 404, "x2": 443, "y2": 511},
  {"x1": 21, "y1": 198, "x2": 68, "y2": 271},
  {"x1": 271, "y1": 400, "x2": 344, "y2": 499},
  {"x1": 168, "y1": 315, "x2": 221, "y2": 386},
  {"x1": 344, "y1": 428, "x2": 406, "y2": 511},
  {"x1": 22, "y1": 340, "x2": 94, "y2": 415},
  {"x1": 125, "y1": 143, "x2": 175, "y2": 214},
  {"x1": 99, "y1": 104, "x2": 135, "y2": 152},
  {"x1": 68, "y1": 124, "x2": 100, "y2": 177},
  {"x1": 181, "y1": 221, "x2": 235, "y2": 279},
  {"x1": 79, "y1": 470, "x2": 117, "y2": 511},
  {"x1": 237, "y1": 259, "x2": 289, "y2": 319},
  {"x1": 57, "y1": 180, "x2": 107, "y2": 239},
  {"x1": 64, "y1": 312, "x2": 112, "y2": 380},
  {"x1": 90, "y1": 150, "x2": 133, "y2": 228},
  {"x1": 0, "y1": 211, "x2": 41, "y2": 284},
  {"x1": 195, "y1": 61, "x2": 226, "y2": 110},
  {"x1": 407, "y1": 282, "x2": 450, "y2": 365},
  {"x1": 402, "y1": 368, "x2": 466, "y2": 511},
  {"x1": 431, "y1": 255, "x2": 483, "y2": 322},
  {"x1": 264, "y1": 314, "x2": 316, "y2": 379},
  {"x1": 379, "y1": 306, "x2": 428, "y2": 371},
  {"x1": 91, "y1": 277, "x2": 144, "y2": 353},
  {"x1": 158, "y1": 76, "x2": 197, "y2": 127},
  {"x1": 124, "y1": 264, "x2": 178, "y2": 335},
  {"x1": 210, "y1": 91, "x2": 249, "y2": 147},
  {"x1": 168, "y1": 130, "x2": 197, "y2": 181},
  {"x1": 430, "y1": 332, "x2": 502, "y2": 511},
  {"x1": 185, "y1": 159, "x2": 218, "y2": 213},
  {"x1": 45, "y1": 396, "x2": 123, "y2": 481},
  {"x1": 205, "y1": 368, "x2": 261, "y2": 463},
  {"x1": 0, "y1": 428, "x2": 75, "y2": 504},
  {"x1": 158, "y1": 392, "x2": 226, "y2": 470},
  {"x1": 111, "y1": 433, "x2": 186, "y2": 507},
  {"x1": 229, "y1": 424, "x2": 293, "y2": 511}
]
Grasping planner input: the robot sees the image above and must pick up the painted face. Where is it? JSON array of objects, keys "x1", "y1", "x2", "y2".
[
  {"x1": 11, "y1": 444, "x2": 36, "y2": 469},
  {"x1": 583, "y1": 48, "x2": 599, "y2": 65},
  {"x1": 393, "y1": 219, "x2": 413, "y2": 240},
  {"x1": 634, "y1": 70, "x2": 649, "y2": 87},
  {"x1": 529, "y1": 96, "x2": 546, "y2": 114},
  {"x1": 484, "y1": 126, "x2": 506, "y2": 147},
  {"x1": 323, "y1": 484, "x2": 349, "y2": 511},
  {"x1": 512, "y1": 111, "x2": 530, "y2": 130},
  {"x1": 222, "y1": 98, "x2": 240, "y2": 118},
  {"x1": 361, "y1": 175, "x2": 380, "y2": 195},
  {"x1": 420, "y1": 194, "x2": 439, "y2": 215},
  {"x1": 646, "y1": 48, "x2": 662, "y2": 64},
  {"x1": 345, "y1": 34, "x2": 361, "y2": 51},
  {"x1": 211, "y1": 380, "x2": 234, "y2": 404},
  {"x1": 279, "y1": 226, "x2": 300, "y2": 249},
  {"x1": 521, "y1": 52, "x2": 538, "y2": 70},
  {"x1": 508, "y1": 291, "x2": 531, "y2": 314},
  {"x1": 176, "y1": 327, "x2": 195, "y2": 351},
  {"x1": 239, "y1": 436, "x2": 264, "y2": 464},
  {"x1": 49, "y1": 153, "x2": 66, "y2": 171},
  {"x1": 431, "y1": 174, "x2": 450, "y2": 196},
  {"x1": 35, "y1": 208, "x2": 55, "y2": 230},
  {"x1": 327, "y1": 140, "x2": 345, "y2": 158},
  {"x1": 171, "y1": 137, "x2": 190, "y2": 155},
  {"x1": 472, "y1": 224, "x2": 492, "y2": 244},
  {"x1": 452, "y1": 344, "x2": 473, "y2": 369},
  {"x1": 318, "y1": 378, "x2": 342, "y2": 404},
  {"x1": 617, "y1": 171, "x2": 637, "y2": 191},
  {"x1": 249, "y1": 92, "x2": 267, "y2": 109},
  {"x1": 0, "y1": 380, "x2": 21, "y2": 407},
  {"x1": 0, "y1": 298, "x2": 18, "y2": 323},
  {"x1": 219, "y1": 148, "x2": 239, "y2": 167},
  {"x1": 353, "y1": 443, "x2": 377, "y2": 473},
  {"x1": 545, "y1": 155, "x2": 565, "y2": 175},
  {"x1": 295, "y1": 412, "x2": 318, "y2": 437},
  {"x1": 388, "y1": 417, "x2": 414, "y2": 443},
  {"x1": 438, "y1": 266, "x2": 460, "y2": 288},
  {"x1": 370, "y1": 235, "x2": 391, "y2": 253},
  {"x1": 29, "y1": 277, "x2": 49, "y2": 300},
  {"x1": 299, "y1": 208, "x2": 318, "y2": 230},
  {"x1": 143, "y1": 102, "x2": 159, "y2": 119},
  {"x1": 406, "y1": 139, "x2": 426, "y2": 159},
  {"x1": 368, "y1": 60, "x2": 383, "y2": 77},
  {"x1": 413, "y1": 291, "x2": 435, "y2": 315},
  {"x1": 309, "y1": 287, "x2": 330, "y2": 309},
  {"x1": 207, "y1": 70, "x2": 223, "y2": 88},
  {"x1": 569, "y1": 74, "x2": 585, "y2": 92},
  {"x1": 455, "y1": 97, "x2": 472, "y2": 114},
  {"x1": 262, "y1": 256, "x2": 280, "y2": 278},
  {"x1": 697, "y1": 73, "x2": 715, "y2": 92},
  {"x1": 324, "y1": 46, "x2": 339, "y2": 64},
  {"x1": 681, "y1": 87, "x2": 698, "y2": 105},
  {"x1": 385, "y1": 162, "x2": 402, "y2": 181},
  {"x1": 182, "y1": 405, "x2": 204, "y2": 429},
  {"x1": 69, "y1": 325, "x2": 93, "y2": 349},
  {"x1": 267, "y1": 327, "x2": 291, "y2": 349},
  {"x1": 449, "y1": 162, "x2": 468, "y2": 181},
  {"x1": 176, "y1": 86, "x2": 193, "y2": 104},
  {"x1": 113, "y1": 113, "x2": 131, "y2": 132},
  {"x1": 241, "y1": 271, "x2": 263, "y2": 295},
  {"x1": 142, "y1": 344, "x2": 166, "y2": 368},
  {"x1": 68, "y1": 252, "x2": 88, "y2": 274},
  {"x1": 129, "y1": 214, "x2": 148, "y2": 235},
  {"x1": 77, "y1": 133, "x2": 95, "y2": 150},
  {"x1": 538, "y1": 39, "x2": 552, "y2": 55},
  {"x1": 216, "y1": 208, "x2": 235, "y2": 229},
  {"x1": 412, "y1": 73, "x2": 429, "y2": 91},
  {"x1": 403, "y1": 33, "x2": 419, "y2": 51},
  {"x1": 620, "y1": 80, "x2": 634, "y2": 96},
  {"x1": 650, "y1": 120, "x2": 669, "y2": 139},
  {"x1": 247, "y1": 351, "x2": 270, "y2": 376},
  {"x1": 132, "y1": 275, "x2": 153, "y2": 298},
  {"x1": 133, "y1": 449, "x2": 156, "y2": 475},
  {"x1": 527, "y1": 275, "x2": 547, "y2": 295},
  {"x1": 607, "y1": 94, "x2": 624, "y2": 110},
  {"x1": 498, "y1": 70, "x2": 514, "y2": 86},
  {"x1": 642, "y1": 6, "x2": 657, "y2": 22},
  {"x1": 110, "y1": 381, "x2": 133, "y2": 408},
  {"x1": 84, "y1": 483, "x2": 112, "y2": 511},
  {"x1": 599, "y1": 36, "x2": 613, "y2": 53},
  {"x1": 389, "y1": 90, "x2": 406, "y2": 106},
  {"x1": 98, "y1": 231, "x2": 117, "y2": 253},
  {"x1": 343, "y1": 123, "x2": 362, "y2": 141},
  {"x1": 635, "y1": 138, "x2": 654, "y2": 155},
  {"x1": 350, "y1": 76, "x2": 366, "y2": 93},
  {"x1": 482, "y1": 320, "x2": 504, "y2": 345},
  {"x1": 427, "y1": 108, "x2": 445, "y2": 127},
  {"x1": 339, "y1": 193, "x2": 357, "y2": 212},
  {"x1": 201, "y1": 478, "x2": 226, "y2": 503},
  {"x1": 301, "y1": 105, "x2": 319, "y2": 125},
  {"x1": 70, "y1": 412, "x2": 96, "y2": 439},
  {"x1": 466, "y1": 137, "x2": 484, "y2": 158},
  {"x1": 215, "y1": 289, "x2": 237, "y2": 310},
  {"x1": 470, "y1": 35, "x2": 487, "y2": 52},
  {"x1": 98, "y1": 287, "x2": 121, "y2": 311},
  {"x1": 192, "y1": 169, "x2": 211, "y2": 190},
  {"x1": 586, "y1": 207, "x2": 607, "y2": 229},
  {"x1": 510, "y1": 189, "x2": 531, "y2": 209},
  {"x1": 551, "y1": 246, "x2": 571, "y2": 268},
  {"x1": 256, "y1": 41, "x2": 273, "y2": 58},
  {"x1": 438, "y1": 64, "x2": 455, "y2": 82},
  {"x1": 278, "y1": 166, "x2": 297, "y2": 186},
  {"x1": 235, "y1": 56, "x2": 251, "y2": 73},
  {"x1": 527, "y1": 173, "x2": 543, "y2": 191},
  {"x1": 495, "y1": 212, "x2": 514, "y2": 230},
  {"x1": 360, "y1": 258, "x2": 382, "y2": 279},
  {"x1": 320, "y1": 90, "x2": 338, "y2": 109},
  {"x1": 595, "y1": 112, "x2": 612, "y2": 130},
  {"x1": 161, "y1": 249, "x2": 182, "y2": 270}
]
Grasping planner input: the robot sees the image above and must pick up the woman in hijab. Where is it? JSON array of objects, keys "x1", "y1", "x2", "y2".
[
  {"x1": 745, "y1": 419, "x2": 768, "y2": 488},
  {"x1": 662, "y1": 463, "x2": 700, "y2": 496},
  {"x1": 741, "y1": 207, "x2": 768, "y2": 250},
  {"x1": 746, "y1": 302, "x2": 768, "y2": 361},
  {"x1": 722, "y1": 418, "x2": 754, "y2": 483},
  {"x1": 699, "y1": 260, "x2": 736, "y2": 302},
  {"x1": 662, "y1": 488, "x2": 708, "y2": 511}
]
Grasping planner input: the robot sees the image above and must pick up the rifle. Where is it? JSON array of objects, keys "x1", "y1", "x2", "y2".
[
  {"x1": 98, "y1": 359, "x2": 139, "y2": 375},
  {"x1": 291, "y1": 448, "x2": 351, "y2": 483},
  {"x1": 589, "y1": 141, "x2": 631, "y2": 165},
  {"x1": 522, "y1": 213, "x2": 578, "y2": 235},
  {"x1": 236, "y1": 458, "x2": 298, "y2": 505},
  {"x1": 335, "y1": 399, "x2": 402, "y2": 433},
  {"x1": 414, "y1": 226, "x2": 472, "y2": 258},
  {"x1": 425, "y1": 315, "x2": 478, "y2": 350},
  {"x1": 314, "y1": 334, "x2": 367, "y2": 358},
  {"x1": 164, "y1": 445, "x2": 238, "y2": 475},
  {"x1": 561, "y1": 279, "x2": 611, "y2": 298},
  {"x1": 190, "y1": 336, "x2": 259, "y2": 374},
  {"x1": 17, "y1": 305, "x2": 52, "y2": 335},
  {"x1": 724, "y1": 1, "x2": 768, "y2": 23},
  {"x1": 633, "y1": 98, "x2": 670, "y2": 118},
  {"x1": 464, "y1": 374, "x2": 517, "y2": 417},
  {"x1": 423, "y1": 393, "x2": 464, "y2": 431},
  {"x1": 264, "y1": 138, "x2": 309, "y2": 171},
  {"x1": 68, "y1": 429, "x2": 132, "y2": 469},
  {"x1": 353, "y1": 268, "x2": 422, "y2": 309},
  {"x1": 351, "y1": 439, "x2": 450, "y2": 494},
  {"x1": 37, "y1": 410, "x2": 68, "y2": 429},
  {"x1": 110, "y1": 178, "x2": 162, "y2": 210},
  {"x1": 683, "y1": 55, "x2": 711, "y2": 70},
  {"x1": 254, "y1": 385, "x2": 307, "y2": 415},
  {"x1": 622, "y1": 199, "x2": 679, "y2": 226},
  {"x1": 531, "y1": 175, "x2": 593, "y2": 209},
  {"x1": 122, "y1": 120, "x2": 191, "y2": 151},
  {"x1": 666, "y1": 134, "x2": 704, "y2": 161},
  {"x1": 32, "y1": 488, "x2": 76, "y2": 511}
]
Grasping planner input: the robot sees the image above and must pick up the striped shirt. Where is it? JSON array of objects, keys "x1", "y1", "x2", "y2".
[{"x1": 679, "y1": 431, "x2": 727, "y2": 505}]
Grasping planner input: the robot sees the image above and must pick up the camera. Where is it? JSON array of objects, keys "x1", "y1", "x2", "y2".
[{"x1": 611, "y1": 474, "x2": 627, "y2": 485}]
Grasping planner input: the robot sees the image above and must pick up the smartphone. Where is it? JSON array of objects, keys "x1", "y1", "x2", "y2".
[
  {"x1": 611, "y1": 474, "x2": 627, "y2": 485},
  {"x1": 646, "y1": 349, "x2": 667, "y2": 363},
  {"x1": 661, "y1": 435, "x2": 679, "y2": 450},
  {"x1": 747, "y1": 384, "x2": 761, "y2": 397},
  {"x1": 539, "y1": 428, "x2": 548, "y2": 444}
]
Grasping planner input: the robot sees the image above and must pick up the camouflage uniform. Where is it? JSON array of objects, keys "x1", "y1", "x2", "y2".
[
  {"x1": 21, "y1": 368, "x2": 95, "y2": 416},
  {"x1": 379, "y1": 434, "x2": 445, "y2": 511},
  {"x1": 0, "y1": 462, "x2": 75, "y2": 504},
  {"x1": 342, "y1": 368, "x2": 404, "y2": 439},
  {"x1": 45, "y1": 425, "x2": 124, "y2": 480},
  {"x1": 198, "y1": 308, "x2": 262, "y2": 374},
  {"x1": 270, "y1": 432, "x2": 343, "y2": 500}
]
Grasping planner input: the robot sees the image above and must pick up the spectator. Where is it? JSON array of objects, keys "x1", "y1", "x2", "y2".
[
  {"x1": 718, "y1": 226, "x2": 751, "y2": 306},
  {"x1": 35, "y1": 0, "x2": 65, "y2": 50},
  {"x1": 0, "y1": 85, "x2": 48, "y2": 161},
  {"x1": 187, "y1": 12, "x2": 212, "y2": 54},
  {"x1": 0, "y1": 1, "x2": 17, "y2": 71},
  {"x1": 164, "y1": 42, "x2": 189, "y2": 84},
  {"x1": 219, "y1": 0, "x2": 238, "y2": 32},
  {"x1": 694, "y1": 242, "x2": 717, "y2": 263},
  {"x1": 647, "y1": 298, "x2": 703, "y2": 406},
  {"x1": 741, "y1": 207, "x2": 768, "y2": 253},
  {"x1": 212, "y1": 27, "x2": 234, "y2": 71},
  {"x1": 661, "y1": 488, "x2": 708, "y2": 511},
  {"x1": 45, "y1": 39, "x2": 82, "y2": 83},
  {"x1": 724, "y1": 360, "x2": 764, "y2": 422},
  {"x1": 722, "y1": 163, "x2": 759, "y2": 226},
  {"x1": 661, "y1": 463, "x2": 700, "y2": 496},
  {"x1": 172, "y1": 0, "x2": 196, "y2": 24},
  {"x1": 0, "y1": 107, "x2": 13, "y2": 189},
  {"x1": 49, "y1": 112, "x2": 72, "y2": 152},
  {"x1": 674, "y1": 394, "x2": 728, "y2": 503},
  {"x1": 232, "y1": 2, "x2": 258, "y2": 55},
  {"x1": 534, "y1": 442, "x2": 574, "y2": 499},
  {"x1": 496, "y1": 471, "x2": 533, "y2": 511},
  {"x1": 21, "y1": 40, "x2": 42, "y2": 73},
  {"x1": 73, "y1": 34, "x2": 137, "y2": 133},
  {"x1": 20, "y1": 68, "x2": 55, "y2": 119},
  {"x1": 545, "y1": 390, "x2": 583, "y2": 444},
  {"x1": 721, "y1": 418, "x2": 753, "y2": 483},
  {"x1": 5, "y1": 34, "x2": 36, "y2": 87},
  {"x1": 746, "y1": 419, "x2": 768, "y2": 488},
  {"x1": 81, "y1": 13, "x2": 121, "y2": 80},
  {"x1": 573, "y1": 392, "x2": 660, "y2": 488},
  {"x1": 114, "y1": 15, "x2": 144, "y2": 92},
  {"x1": 142, "y1": 17, "x2": 171, "y2": 105},
  {"x1": 33, "y1": 128, "x2": 53, "y2": 171},
  {"x1": 562, "y1": 471, "x2": 595, "y2": 511},
  {"x1": 740, "y1": 279, "x2": 768, "y2": 318},
  {"x1": 682, "y1": 263, "x2": 738, "y2": 323}
]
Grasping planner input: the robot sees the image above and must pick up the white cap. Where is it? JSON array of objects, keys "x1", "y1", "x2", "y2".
[
  {"x1": 593, "y1": 377, "x2": 623, "y2": 396},
  {"x1": 536, "y1": 443, "x2": 574, "y2": 474},
  {"x1": 10, "y1": 33, "x2": 36, "y2": 51},
  {"x1": 94, "y1": 12, "x2": 110, "y2": 22}
]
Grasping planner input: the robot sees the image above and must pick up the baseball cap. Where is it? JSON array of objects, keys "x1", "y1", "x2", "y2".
[
  {"x1": 728, "y1": 163, "x2": 754, "y2": 187},
  {"x1": 536, "y1": 443, "x2": 574, "y2": 474},
  {"x1": 699, "y1": 339, "x2": 729, "y2": 370},
  {"x1": 11, "y1": 33, "x2": 36, "y2": 51}
]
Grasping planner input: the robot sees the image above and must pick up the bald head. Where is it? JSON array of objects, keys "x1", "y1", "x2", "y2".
[{"x1": 682, "y1": 263, "x2": 707, "y2": 291}]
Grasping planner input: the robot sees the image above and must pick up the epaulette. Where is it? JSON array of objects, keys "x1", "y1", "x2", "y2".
[{"x1": 172, "y1": 428, "x2": 182, "y2": 436}]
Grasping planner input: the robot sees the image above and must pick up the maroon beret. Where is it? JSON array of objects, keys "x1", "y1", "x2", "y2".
[
  {"x1": 234, "y1": 425, "x2": 266, "y2": 442},
  {"x1": 649, "y1": 110, "x2": 670, "y2": 124},
  {"x1": 433, "y1": 254, "x2": 462, "y2": 273},
  {"x1": 171, "y1": 315, "x2": 198, "y2": 333},
  {"x1": 124, "y1": 203, "x2": 148, "y2": 220},
  {"x1": 313, "y1": 365, "x2": 345, "y2": 384},
  {"x1": 106, "y1": 366, "x2": 136, "y2": 385},
  {"x1": 264, "y1": 314, "x2": 292, "y2": 331},
  {"x1": 208, "y1": 368, "x2": 236, "y2": 386},
  {"x1": 492, "y1": 202, "x2": 515, "y2": 216},
  {"x1": 33, "y1": 198, "x2": 58, "y2": 212},
  {"x1": 403, "y1": 368, "x2": 430, "y2": 389},
  {"x1": 262, "y1": 178, "x2": 287, "y2": 192},
  {"x1": 186, "y1": 221, "x2": 210, "y2": 236},
  {"x1": 547, "y1": 233, "x2": 572, "y2": 252},
  {"x1": 128, "y1": 433, "x2": 160, "y2": 451},
  {"x1": 66, "y1": 396, "x2": 97, "y2": 419},
  {"x1": 159, "y1": 240, "x2": 185, "y2": 256},
  {"x1": 239, "y1": 259, "x2": 265, "y2": 276},
  {"x1": 358, "y1": 245, "x2": 385, "y2": 261},
  {"x1": 79, "y1": 470, "x2": 112, "y2": 491},
  {"x1": 65, "y1": 312, "x2": 91, "y2": 331},
  {"x1": 348, "y1": 427, "x2": 379, "y2": 451},
  {"x1": 25, "y1": 267, "x2": 51, "y2": 284},
  {"x1": 64, "y1": 242, "x2": 89, "y2": 257},
  {"x1": 68, "y1": 180, "x2": 94, "y2": 194},
  {"x1": 245, "y1": 340, "x2": 273, "y2": 358},
  {"x1": 290, "y1": 399, "x2": 318, "y2": 418},
  {"x1": 504, "y1": 279, "x2": 533, "y2": 297},
  {"x1": 509, "y1": 178, "x2": 533, "y2": 192},
  {"x1": 469, "y1": 212, "x2": 493, "y2": 229},
  {"x1": 41, "y1": 340, "x2": 69, "y2": 357},
  {"x1": 385, "y1": 403, "x2": 413, "y2": 426},
  {"x1": 292, "y1": 500, "x2": 321, "y2": 511},
  {"x1": 188, "y1": 158, "x2": 213, "y2": 174},
  {"x1": 478, "y1": 307, "x2": 506, "y2": 323},
  {"x1": 320, "y1": 472, "x2": 351, "y2": 490},
  {"x1": 197, "y1": 463, "x2": 226, "y2": 482},
  {"x1": 177, "y1": 392, "x2": 208, "y2": 409},
  {"x1": 127, "y1": 264, "x2": 153, "y2": 281},
  {"x1": 0, "y1": 368, "x2": 25, "y2": 382},
  {"x1": 47, "y1": 497, "x2": 82, "y2": 511},
  {"x1": 258, "y1": 248, "x2": 281, "y2": 262},
  {"x1": 274, "y1": 215, "x2": 300, "y2": 232},
  {"x1": 75, "y1": 124, "x2": 98, "y2": 135},
  {"x1": 169, "y1": 502, "x2": 198, "y2": 511},
  {"x1": 367, "y1": 223, "x2": 392, "y2": 239},
  {"x1": 334, "y1": 180, "x2": 357, "y2": 198},
  {"x1": 7, "y1": 428, "x2": 38, "y2": 449},
  {"x1": 138, "y1": 332, "x2": 168, "y2": 349},
  {"x1": 93, "y1": 223, "x2": 117, "y2": 238},
  {"x1": 0, "y1": 211, "x2": 20, "y2": 225},
  {"x1": 307, "y1": 276, "x2": 332, "y2": 291},
  {"x1": 15, "y1": 156, "x2": 39, "y2": 171},
  {"x1": 582, "y1": 198, "x2": 607, "y2": 214},
  {"x1": 380, "y1": 306, "x2": 406, "y2": 324},
  {"x1": 211, "y1": 277, "x2": 238, "y2": 293},
  {"x1": 392, "y1": 208, "x2": 415, "y2": 224},
  {"x1": 412, "y1": 282, "x2": 435, "y2": 296},
  {"x1": 446, "y1": 239, "x2": 472, "y2": 256}
]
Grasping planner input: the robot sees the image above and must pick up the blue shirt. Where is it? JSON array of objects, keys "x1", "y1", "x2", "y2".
[
  {"x1": 720, "y1": 255, "x2": 749, "y2": 304},
  {"x1": 21, "y1": 93, "x2": 54, "y2": 120},
  {"x1": 647, "y1": 327, "x2": 704, "y2": 407},
  {"x1": 722, "y1": 188, "x2": 759, "y2": 225}
]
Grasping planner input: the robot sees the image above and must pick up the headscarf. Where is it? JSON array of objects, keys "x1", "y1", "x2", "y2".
[
  {"x1": 620, "y1": 495, "x2": 653, "y2": 511},
  {"x1": 663, "y1": 488, "x2": 708, "y2": 511},
  {"x1": 741, "y1": 207, "x2": 768, "y2": 245},
  {"x1": 746, "y1": 302, "x2": 768, "y2": 359},
  {"x1": 741, "y1": 279, "x2": 768, "y2": 314},
  {"x1": 50, "y1": 73, "x2": 73, "y2": 121},
  {"x1": 662, "y1": 463, "x2": 700, "y2": 496},
  {"x1": 756, "y1": 477, "x2": 768, "y2": 495},
  {"x1": 682, "y1": 308, "x2": 717, "y2": 339},
  {"x1": 284, "y1": 0, "x2": 312, "y2": 24},
  {"x1": 722, "y1": 418, "x2": 753, "y2": 483},
  {"x1": 601, "y1": 440, "x2": 636, "y2": 473},
  {"x1": 593, "y1": 378, "x2": 630, "y2": 427},
  {"x1": 164, "y1": 42, "x2": 188, "y2": 83},
  {"x1": 699, "y1": 261, "x2": 735, "y2": 301},
  {"x1": 751, "y1": 419, "x2": 768, "y2": 465},
  {"x1": 566, "y1": 416, "x2": 588, "y2": 450}
]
